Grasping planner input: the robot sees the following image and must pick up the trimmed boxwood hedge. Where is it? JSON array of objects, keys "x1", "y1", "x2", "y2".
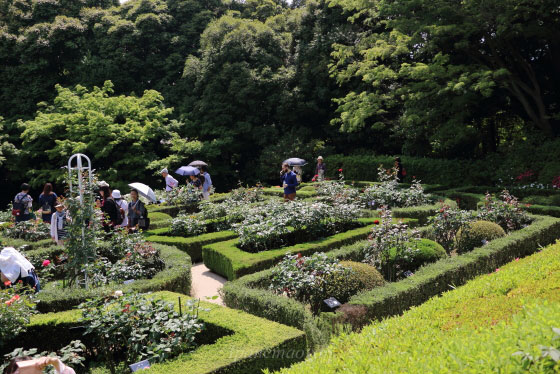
[
  {"x1": 0, "y1": 236, "x2": 54, "y2": 250},
  {"x1": 36, "y1": 243, "x2": 192, "y2": 313},
  {"x1": 203, "y1": 217, "x2": 419, "y2": 281},
  {"x1": 146, "y1": 231, "x2": 238, "y2": 263},
  {"x1": 13, "y1": 291, "x2": 306, "y2": 374},
  {"x1": 221, "y1": 239, "x2": 442, "y2": 351},
  {"x1": 260, "y1": 187, "x2": 317, "y2": 199},
  {"x1": 272, "y1": 241, "x2": 560, "y2": 374},
  {"x1": 343, "y1": 214, "x2": 560, "y2": 326}
]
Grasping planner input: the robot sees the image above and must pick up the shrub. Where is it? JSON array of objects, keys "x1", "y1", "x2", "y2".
[
  {"x1": 428, "y1": 205, "x2": 474, "y2": 252},
  {"x1": 361, "y1": 166, "x2": 431, "y2": 209},
  {"x1": 477, "y1": 190, "x2": 531, "y2": 232},
  {"x1": 80, "y1": 293, "x2": 204, "y2": 368},
  {"x1": 170, "y1": 214, "x2": 207, "y2": 237},
  {"x1": 0, "y1": 284, "x2": 35, "y2": 349},
  {"x1": 324, "y1": 261, "x2": 384, "y2": 304},
  {"x1": 362, "y1": 207, "x2": 420, "y2": 281},
  {"x1": 455, "y1": 220, "x2": 506, "y2": 254},
  {"x1": 4, "y1": 221, "x2": 50, "y2": 241},
  {"x1": 387, "y1": 239, "x2": 446, "y2": 274}
]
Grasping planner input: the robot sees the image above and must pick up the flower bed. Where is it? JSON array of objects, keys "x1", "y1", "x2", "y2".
[
  {"x1": 35, "y1": 243, "x2": 192, "y2": 313},
  {"x1": 8, "y1": 291, "x2": 306, "y2": 374},
  {"x1": 203, "y1": 217, "x2": 419, "y2": 280},
  {"x1": 272, "y1": 241, "x2": 560, "y2": 374}
]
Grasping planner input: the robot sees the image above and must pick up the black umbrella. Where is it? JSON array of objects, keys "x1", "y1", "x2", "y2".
[
  {"x1": 283, "y1": 158, "x2": 307, "y2": 166},
  {"x1": 188, "y1": 160, "x2": 208, "y2": 167}
]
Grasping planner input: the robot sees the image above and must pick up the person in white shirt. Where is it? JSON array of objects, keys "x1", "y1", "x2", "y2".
[
  {"x1": 112, "y1": 190, "x2": 128, "y2": 228},
  {"x1": 161, "y1": 168, "x2": 178, "y2": 191}
]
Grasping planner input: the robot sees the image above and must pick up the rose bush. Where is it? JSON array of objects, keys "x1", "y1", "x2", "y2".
[
  {"x1": 0, "y1": 283, "x2": 35, "y2": 349},
  {"x1": 80, "y1": 293, "x2": 204, "y2": 370},
  {"x1": 4, "y1": 221, "x2": 50, "y2": 241},
  {"x1": 170, "y1": 214, "x2": 207, "y2": 237}
]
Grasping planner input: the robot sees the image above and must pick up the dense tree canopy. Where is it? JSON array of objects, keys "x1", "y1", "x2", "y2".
[{"x1": 0, "y1": 0, "x2": 559, "y2": 199}]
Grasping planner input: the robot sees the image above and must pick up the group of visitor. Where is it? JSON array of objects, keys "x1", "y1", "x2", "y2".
[
  {"x1": 161, "y1": 165, "x2": 213, "y2": 200},
  {"x1": 96, "y1": 182, "x2": 147, "y2": 232}
]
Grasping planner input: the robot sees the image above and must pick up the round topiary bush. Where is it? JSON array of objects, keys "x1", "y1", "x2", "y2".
[
  {"x1": 324, "y1": 261, "x2": 385, "y2": 304},
  {"x1": 455, "y1": 220, "x2": 506, "y2": 253},
  {"x1": 386, "y1": 238, "x2": 446, "y2": 276}
]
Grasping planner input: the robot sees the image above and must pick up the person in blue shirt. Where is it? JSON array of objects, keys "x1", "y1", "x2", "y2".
[{"x1": 280, "y1": 162, "x2": 298, "y2": 201}]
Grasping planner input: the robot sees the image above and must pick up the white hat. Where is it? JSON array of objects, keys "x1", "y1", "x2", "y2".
[
  {"x1": 112, "y1": 190, "x2": 122, "y2": 199},
  {"x1": 98, "y1": 180, "x2": 110, "y2": 188},
  {"x1": 0, "y1": 247, "x2": 34, "y2": 283},
  {"x1": 55, "y1": 202, "x2": 64, "y2": 208},
  {"x1": 317, "y1": 156, "x2": 323, "y2": 160},
  {"x1": 161, "y1": 168, "x2": 168, "y2": 174}
]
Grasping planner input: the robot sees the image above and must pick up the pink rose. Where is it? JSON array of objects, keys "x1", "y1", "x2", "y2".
[{"x1": 42, "y1": 259, "x2": 51, "y2": 267}]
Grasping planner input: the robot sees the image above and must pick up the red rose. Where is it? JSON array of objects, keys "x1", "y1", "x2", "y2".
[
  {"x1": 296, "y1": 253, "x2": 302, "y2": 258},
  {"x1": 3, "y1": 281, "x2": 11, "y2": 287},
  {"x1": 42, "y1": 259, "x2": 51, "y2": 267},
  {"x1": 373, "y1": 219, "x2": 380, "y2": 224},
  {"x1": 338, "y1": 168, "x2": 343, "y2": 172}
]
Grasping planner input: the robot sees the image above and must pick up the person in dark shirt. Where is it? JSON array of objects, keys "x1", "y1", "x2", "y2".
[
  {"x1": 395, "y1": 156, "x2": 405, "y2": 182},
  {"x1": 38, "y1": 183, "x2": 57, "y2": 223},
  {"x1": 280, "y1": 163, "x2": 298, "y2": 201},
  {"x1": 99, "y1": 185, "x2": 118, "y2": 231}
]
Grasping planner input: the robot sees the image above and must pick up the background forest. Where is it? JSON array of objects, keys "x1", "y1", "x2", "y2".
[{"x1": 0, "y1": 0, "x2": 559, "y2": 202}]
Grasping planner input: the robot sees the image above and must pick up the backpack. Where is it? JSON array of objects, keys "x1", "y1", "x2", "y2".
[
  {"x1": 103, "y1": 198, "x2": 122, "y2": 226},
  {"x1": 12, "y1": 194, "x2": 27, "y2": 217}
]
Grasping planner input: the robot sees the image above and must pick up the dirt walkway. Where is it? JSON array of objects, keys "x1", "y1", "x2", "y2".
[{"x1": 191, "y1": 262, "x2": 227, "y2": 305}]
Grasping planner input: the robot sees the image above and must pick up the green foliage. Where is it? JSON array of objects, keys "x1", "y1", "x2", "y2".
[
  {"x1": 80, "y1": 293, "x2": 204, "y2": 368},
  {"x1": 203, "y1": 217, "x2": 417, "y2": 280},
  {"x1": 477, "y1": 190, "x2": 532, "y2": 232},
  {"x1": 324, "y1": 261, "x2": 384, "y2": 304},
  {"x1": 272, "y1": 241, "x2": 560, "y2": 374},
  {"x1": 455, "y1": 220, "x2": 506, "y2": 254},
  {"x1": 19, "y1": 81, "x2": 197, "y2": 189},
  {"x1": 23, "y1": 291, "x2": 306, "y2": 374},
  {"x1": 4, "y1": 221, "x2": 50, "y2": 241},
  {"x1": 170, "y1": 214, "x2": 207, "y2": 237},
  {"x1": 0, "y1": 284, "x2": 35, "y2": 349},
  {"x1": 36, "y1": 244, "x2": 192, "y2": 313}
]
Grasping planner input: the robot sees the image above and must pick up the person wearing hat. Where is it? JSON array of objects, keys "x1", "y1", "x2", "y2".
[
  {"x1": 0, "y1": 247, "x2": 40, "y2": 292},
  {"x1": 112, "y1": 190, "x2": 128, "y2": 228},
  {"x1": 161, "y1": 168, "x2": 178, "y2": 191},
  {"x1": 315, "y1": 156, "x2": 326, "y2": 182},
  {"x1": 50, "y1": 202, "x2": 70, "y2": 246}
]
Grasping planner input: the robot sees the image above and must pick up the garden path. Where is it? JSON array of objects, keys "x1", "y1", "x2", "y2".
[{"x1": 191, "y1": 262, "x2": 226, "y2": 305}]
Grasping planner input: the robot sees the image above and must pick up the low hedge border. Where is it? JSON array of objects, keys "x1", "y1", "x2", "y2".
[
  {"x1": 146, "y1": 231, "x2": 238, "y2": 263},
  {"x1": 260, "y1": 187, "x2": 317, "y2": 198},
  {"x1": 15, "y1": 291, "x2": 306, "y2": 374},
  {"x1": 223, "y1": 215, "x2": 560, "y2": 349},
  {"x1": 36, "y1": 243, "x2": 192, "y2": 313},
  {"x1": 344, "y1": 214, "x2": 560, "y2": 326},
  {"x1": 147, "y1": 204, "x2": 198, "y2": 217},
  {"x1": 221, "y1": 238, "x2": 442, "y2": 351},
  {"x1": 272, "y1": 241, "x2": 560, "y2": 374},
  {"x1": 0, "y1": 236, "x2": 54, "y2": 250},
  {"x1": 203, "y1": 217, "x2": 418, "y2": 281}
]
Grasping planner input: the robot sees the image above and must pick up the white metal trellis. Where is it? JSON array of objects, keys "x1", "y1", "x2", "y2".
[{"x1": 67, "y1": 153, "x2": 93, "y2": 288}]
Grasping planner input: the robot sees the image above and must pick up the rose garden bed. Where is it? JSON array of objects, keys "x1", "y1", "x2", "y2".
[
  {"x1": 221, "y1": 202, "x2": 560, "y2": 350},
  {"x1": 3, "y1": 291, "x2": 306, "y2": 374}
]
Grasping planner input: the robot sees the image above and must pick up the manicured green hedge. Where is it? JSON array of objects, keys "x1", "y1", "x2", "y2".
[
  {"x1": 36, "y1": 244, "x2": 192, "y2": 313},
  {"x1": 260, "y1": 187, "x2": 317, "y2": 198},
  {"x1": 203, "y1": 218, "x2": 418, "y2": 280},
  {"x1": 344, "y1": 214, "x2": 560, "y2": 326},
  {"x1": 0, "y1": 236, "x2": 54, "y2": 250},
  {"x1": 148, "y1": 212, "x2": 173, "y2": 229},
  {"x1": 222, "y1": 239, "x2": 442, "y2": 351},
  {"x1": 391, "y1": 199, "x2": 456, "y2": 224},
  {"x1": 524, "y1": 204, "x2": 560, "y2": 217},
  {"x1": 272, "y1": 241, "x2": 560, "y2": 374},
  {"x1": 147, "y1": 231, "x2": 238, "y2": 263},
  {"x1": 12, "y1": 291, "x2": 306, "y2": 374},
  {"x1": 147, "y1": 204, "x2": 198, "y2": 217}
]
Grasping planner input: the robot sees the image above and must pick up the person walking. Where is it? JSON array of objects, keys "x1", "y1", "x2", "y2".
[
  {"x1": 280, "y1": 162, "x2": 298, "y2": 201},
  {"x1": 315, "y1": 156, "x2": 326, "y2": 182},
  {"x1": 128, "y1": 189, "x2": 147, "y2": 231},
  {"x1": 0, "y1": 247, "x2": 41, "y2": 292},
  {"x1": 12, "y1": 183, "x2": 33, "y2": 223},
  {"x1": 112, "y1": 189, "x2": 128, "y2": 228},
  {"x1": 50, "y1": 202, "x2": 69, "y2": 246},
  {"x1": 161, "y1": 168, "x2": 178, "y2": 191},
  {"x1": 38, "y1": 183, "x2": 57, "y2": 224},
  {"x1": 200, "y1": 166, "x2": 212, "y2": 200}
]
